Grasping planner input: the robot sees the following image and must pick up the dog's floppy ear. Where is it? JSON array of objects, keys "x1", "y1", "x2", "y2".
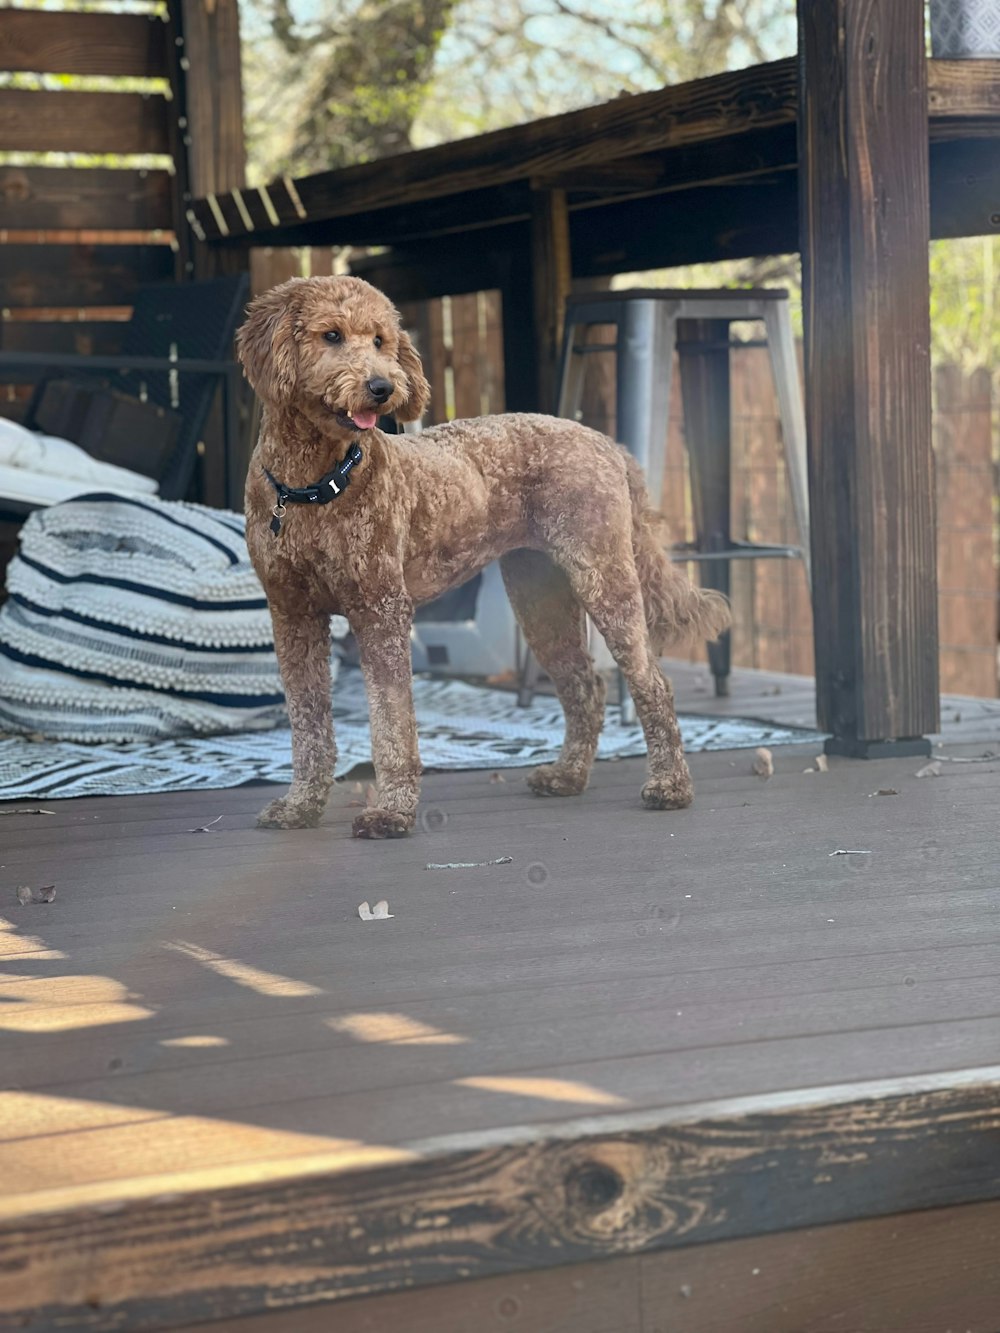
[
  {"x1": 236, "y1": 281, "x2": 302, "y2": 406},
  {"x1": 394, "y1": 329, "x2": 430, "y2": 423}
]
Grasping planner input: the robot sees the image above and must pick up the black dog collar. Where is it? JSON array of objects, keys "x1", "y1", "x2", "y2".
[{"x1": 264, "y1": 442, "x2": 363, "y2": 536}]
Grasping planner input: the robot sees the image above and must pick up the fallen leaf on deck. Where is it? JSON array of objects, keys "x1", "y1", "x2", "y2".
[
  {"x1": 189, "y1": 815, "x2": 223, "y2": 833},
  {"x1": 916, "y1": 761, "x2": 943, "y2": 778},
  {"x1": 870, "y1": 788, "x2": 899, "y2": 798},
  {"x1": 486, "y1": 670, "x2": 518, "y2": 687},
  {"x1": 358, "y1": 900, "x2": 394, "y2": 921},
  {"x1": 752, "y1": 747, "x2": 774, "y2": 780},
  {"x1": 489, "y1": 772, "x2": 506, "y2": 784},
  {"x1": 427, "y1": 857, "x2": 513, "y2": 870},
  {"x1": 14, "y1": 884, "x2": 55, "y2": 904}
]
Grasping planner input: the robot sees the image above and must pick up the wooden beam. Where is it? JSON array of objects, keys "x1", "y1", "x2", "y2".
[
  {"x1": 4, "y1": 1076, "x2": 1000, "y2": 1328},
  {"x1": 929, "y1": 57, "x2": 1000, "y2": 124},
  {"x1": 799, "y1": 0, "x2": 939, "y2": 755},
  {"x1": 244, "y1": 133, "x2": 994, "y2": 287},
  {"x1": 540, "y1": 124, "x2": 799, "y2": 198},
  {"x1": 0, "y1": 89, "x2": 170, "y2": 155},
  {"x1": 530, "y1": 188, "x2": 572, "y2": 412},
  {"x1": 0, "y1": 166, "x2": 173, "y2": 232},
  {"x1": 190, "y1": 58, "x2": 801, "y2": 241},
  {"x1": 572, "y1": 173, "x2": 798, "y2": 274},
  {"x1": 188, "y1": 58, "x2": 1000, "y2": 244},
  {"x1": 0, "y1": 9, "x2": 168, "y2": 77}
]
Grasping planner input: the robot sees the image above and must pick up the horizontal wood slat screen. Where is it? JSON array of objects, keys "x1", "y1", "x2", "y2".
[{"x1": 0, "y1": 10, "x2": 168, "y2": 78}]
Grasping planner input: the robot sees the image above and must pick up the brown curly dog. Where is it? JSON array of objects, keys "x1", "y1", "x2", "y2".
[{"x1": 237, "y1": 275, "x2": 730, "y2": 838}]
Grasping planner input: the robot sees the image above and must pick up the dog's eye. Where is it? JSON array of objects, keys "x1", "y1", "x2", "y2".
[
  {"x1": 373, "y1": 335, "x2": 382, "y2": 349},
  {"x1": 323, "y1": 330, "x2": 341, "y2": 345}
]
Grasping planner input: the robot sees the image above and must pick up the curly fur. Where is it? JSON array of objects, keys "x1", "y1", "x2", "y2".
[{"x1": 239, "y1": 275, "x2": 731, "y2": 837}]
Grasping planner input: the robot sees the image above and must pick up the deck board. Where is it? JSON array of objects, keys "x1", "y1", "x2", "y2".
[{"x1": 1, "y1": 668, "x2": 999, "y2": 1327}]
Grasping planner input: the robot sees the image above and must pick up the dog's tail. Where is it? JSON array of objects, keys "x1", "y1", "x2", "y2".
[{"x1": 625, "y1": 453, "x2": 731, "y2": 655}]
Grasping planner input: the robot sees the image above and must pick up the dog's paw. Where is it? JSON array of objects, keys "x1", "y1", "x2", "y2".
[
  {"x1": 527, "y1": 763, "x2": 588, "y2": 798},
  {"x1": 641, "y1": 772, "x2": 694, "y2": 811},
  {"x1": 256, "y1": 796, "x2": 323, "y2": 829},
  {"x1": 352, "y1": 807, "x2": 413, "y2": 840}
]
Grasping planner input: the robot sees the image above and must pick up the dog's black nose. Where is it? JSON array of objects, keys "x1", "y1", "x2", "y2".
[{"x1": 366, "y1": 377, "x2": 393, "y2": 404}]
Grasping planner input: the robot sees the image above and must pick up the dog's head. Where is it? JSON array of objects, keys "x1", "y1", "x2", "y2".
[{"x1": 236, "y1": 275, "x2": 430, "y2": 432}]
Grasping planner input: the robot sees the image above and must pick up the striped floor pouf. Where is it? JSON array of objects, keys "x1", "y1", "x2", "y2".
[{"x1": 0, "y1": 492, "x2": 339, "y2": 742}]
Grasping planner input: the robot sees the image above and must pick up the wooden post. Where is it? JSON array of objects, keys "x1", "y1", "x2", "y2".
[
  {"x1": 179, "y1": 0, "x2": 248, "y2": 279},
  {"x1": 530, "y1": 187, "x2": 572, "y2": 411},
  {"x1": 799, "y1": 0, "x2": 939, "y2": 757}
]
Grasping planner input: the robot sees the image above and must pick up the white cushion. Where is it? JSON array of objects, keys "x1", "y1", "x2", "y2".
[{"x1": 0, "y1": 418, "x2": 159, "y2": 506}]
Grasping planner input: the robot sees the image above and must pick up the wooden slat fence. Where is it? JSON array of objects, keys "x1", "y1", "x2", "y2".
[{"x1": 0, "y1": 0, "x2": 178, "y2": 418}]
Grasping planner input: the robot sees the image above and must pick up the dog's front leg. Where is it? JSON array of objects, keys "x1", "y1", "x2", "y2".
[
  {"x1": 351, "y1": 597, "x2": 420, "y2": 839},
  {"x1": 258, "y1": 606, "x2": 336, "y2": 829}
]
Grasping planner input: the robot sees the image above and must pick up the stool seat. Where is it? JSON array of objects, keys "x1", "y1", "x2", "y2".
[{"x1": 518, "y1": 287, "x2": 811, "y2": 718}]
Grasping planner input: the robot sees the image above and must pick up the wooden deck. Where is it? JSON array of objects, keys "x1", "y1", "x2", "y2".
[{"x1": 2, "y1": 666, "x2": 1000, "y2": 1331}]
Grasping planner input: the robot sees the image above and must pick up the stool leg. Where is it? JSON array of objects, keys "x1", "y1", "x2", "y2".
[
  {"x1": 616, "y1": 301, "x2": 674, "y2": 506},
  {"x1": 678, "y1": 318, "x2": 732, "y2": 698},
  {"x1": 556, "y1": 317, "x2": 587, "y2": 419},
  {"x1": 763, "y1": 303, "x2": 811, "y2": 586},
  {"x1": 615, "y1": 302, "x2": 675, "y2": 723}
]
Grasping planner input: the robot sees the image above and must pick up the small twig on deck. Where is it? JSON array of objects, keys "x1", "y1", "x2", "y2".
[
  {"x1": 829, "y1": 849, "x2": 872, "y2": 857},
  {"x1": 0, "y1": 808, "x2": 55, "y2": 817},
  {"x1": 426, "y1": 857, "x2": 513, "y2": 870},
  {"x1": 189, "y1": 815, "x2": 224, "y2": 833}
]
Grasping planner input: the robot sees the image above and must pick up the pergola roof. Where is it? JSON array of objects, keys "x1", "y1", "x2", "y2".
[{"x1": 189, "y1": 55, "x2": 1000, "y2": 269}]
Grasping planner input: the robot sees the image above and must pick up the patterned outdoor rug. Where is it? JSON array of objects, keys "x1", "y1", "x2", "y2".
[{"x1": 0, "y1": 666, "x2": 824, "y2": 801}]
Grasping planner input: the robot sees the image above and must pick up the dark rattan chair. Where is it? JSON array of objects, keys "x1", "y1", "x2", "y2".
[{"x1": 2, "y1": 274, "x2": 250, "y2": 505}]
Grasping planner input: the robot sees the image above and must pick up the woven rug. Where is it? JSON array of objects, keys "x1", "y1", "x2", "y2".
[{"x1": 0, "y1": 666, "x2": 823, "y2": 801}]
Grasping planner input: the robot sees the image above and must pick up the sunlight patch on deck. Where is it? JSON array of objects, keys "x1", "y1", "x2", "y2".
[
  {"x1": 457, "y1": 1076, "x2": 627, "y2": 1107},
  {"x1": 0, "y1": 975, "x2": 151, "y2": 1033},
  {"x1": 159, "y1": 1034, "x2": 230, "y2": 1049},
  {"x1": 0, "y1": 915, "x2": 67, "y2": 962},
  {"x1": 0, "y1": 1094, "x2": 416, "y2": 1215},
  {"x1": 325, "y1": 1012, "x2": 468, "y2": 1046},
  {"x1": 163, "y1": 941, "x2": 323, "y2": 998}
]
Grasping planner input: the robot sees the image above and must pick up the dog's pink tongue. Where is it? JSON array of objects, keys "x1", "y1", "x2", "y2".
[{"x1": 352, "y1": 411, "x2": 378, "y2": 430}]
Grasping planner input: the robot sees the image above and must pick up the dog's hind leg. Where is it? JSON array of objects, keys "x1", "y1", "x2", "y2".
[
  {"x1": 351, "y1": 596, "x2": 421, "y2": 839},
  {"x1": 556, "y1": 533, "x2": 693, "y2": 811},
  {"x1": 258, "y1": 607, "x2": 336, "y2": 829},
  {"x1": 500, "y1": 549, "x2": 605, "y2": 797}
]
